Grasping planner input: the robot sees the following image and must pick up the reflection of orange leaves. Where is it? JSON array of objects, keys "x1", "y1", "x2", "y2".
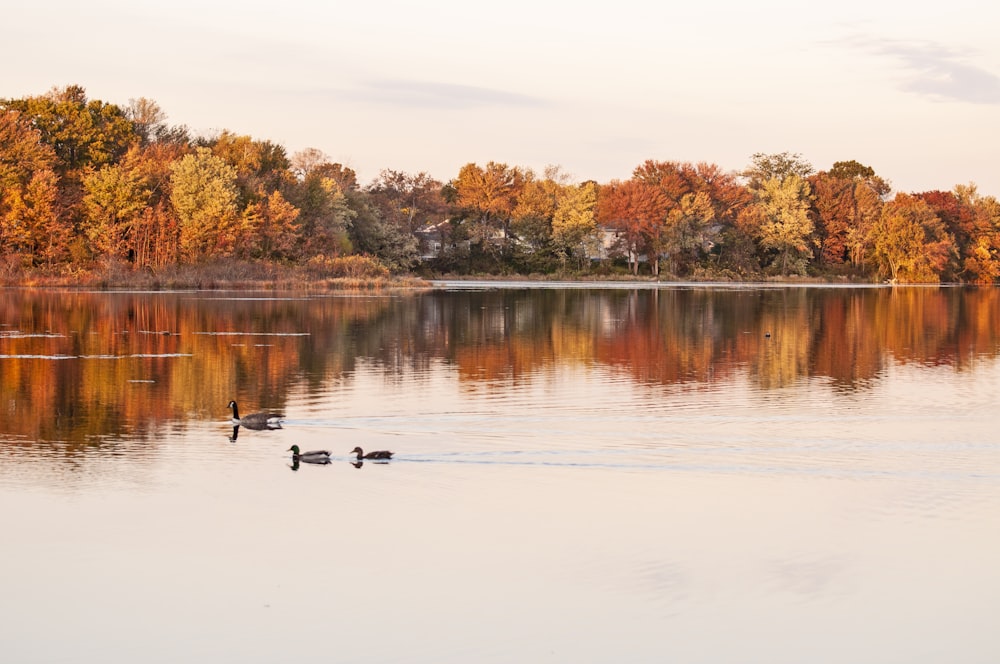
[
  {"x1": 961, "y1": 288, "x2": 1000, "y2": 358},
  {"x1": 445, "y1": 289, "x2": 996, "y2": 392},
  {"x1": 592, "y1": 291, "x2": 735, "y2": 385},
  {"x1": 455, "y1": 345, "x2": 511, "y2": 382},
  {"x1": 454, "y1": 338, "x2": 554, "y2": 383},
  {"x1": 809, "y1": 293, "x2": 882, "y2": 386},
  {"x1": 0, "y1": 291, "x2": 391, "y2": 447}
]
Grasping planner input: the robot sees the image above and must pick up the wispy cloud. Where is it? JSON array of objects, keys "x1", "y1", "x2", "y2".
[
  {"x1": 343, "y1": 79, "x2": 548, "y2": 110},
  {"x1": 843, "y1": 35, "x2": 1000, "y2": 104}
]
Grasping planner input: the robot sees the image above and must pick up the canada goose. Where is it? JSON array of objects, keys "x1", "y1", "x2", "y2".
[
  {"x1": 351, "y1": 446, "x2": 394, "y2": 460},
  {"x1": 288, "y1": 445, "x2": 332, "y2": 463},
  {"x1": 228, "y1": 400, "x2": 283, "y2": 430}
]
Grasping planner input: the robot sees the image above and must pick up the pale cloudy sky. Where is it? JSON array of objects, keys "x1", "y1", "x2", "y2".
[{"x1": 4, "y1": 0, "x2": 1000, "y2": 195}]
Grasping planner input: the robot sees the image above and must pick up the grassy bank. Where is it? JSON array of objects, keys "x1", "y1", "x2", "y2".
[
  {"x1": 1, "y1": 257, "x2": 878, "y2": 291},
  {"x1": 0, "y1": 259, "x2": 430, "y2": 291}
]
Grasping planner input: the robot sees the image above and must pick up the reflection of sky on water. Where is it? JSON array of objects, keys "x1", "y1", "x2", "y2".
[{"x1": 7, "y1": 466, "x2": 995, "y2": 662}]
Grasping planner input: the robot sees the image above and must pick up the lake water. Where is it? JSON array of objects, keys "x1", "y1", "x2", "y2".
[{"x1": 1, "y1": 283, "x2": 998, "y2": 663}]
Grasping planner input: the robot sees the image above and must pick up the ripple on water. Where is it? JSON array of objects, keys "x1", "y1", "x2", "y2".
[
  {"x1": 0, "y1": 353, "x2": 192, "y2": 360},
  {"x1": 192, "y1": 331, "x2": 311, "y2": 336}
]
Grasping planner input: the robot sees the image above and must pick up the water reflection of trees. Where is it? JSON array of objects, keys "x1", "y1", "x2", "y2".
[
  {"x1": 2, "y1": 286, "x2": 1000, "y2": 446},
  {"x1": 0, "y1": 291, "x2": 393, "y2": 448},
  {"x1": 419, "y1": 287, "x2": 1000, "y2": 391}
]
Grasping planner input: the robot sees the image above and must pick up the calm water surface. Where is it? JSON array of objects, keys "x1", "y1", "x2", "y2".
[{"x1": 1, "y1": 284, "x2": 998, "y2": 663}]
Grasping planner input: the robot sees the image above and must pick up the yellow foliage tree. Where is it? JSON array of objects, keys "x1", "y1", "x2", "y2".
[
  {"x1": 552, "y1": 181, "x2": 598, "y2": 267},
  {"x1": 754, "y1": 175, "x2": 814, "y2": 275},
  {"x1": 169, "y1": 147, "x2": 239, "y2": 262},
  {"x1": 81, "y1": 159, "x2": 150, "y2": 260}
]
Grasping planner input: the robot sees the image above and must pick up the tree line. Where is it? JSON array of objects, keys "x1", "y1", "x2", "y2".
[{"x1": 2, "y1": 85, "x2": 999, "y2": 283}]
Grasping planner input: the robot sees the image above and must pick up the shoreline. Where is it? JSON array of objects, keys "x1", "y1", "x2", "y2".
[{"x1": 0, "y1": 270, "x2": 951, "y2": 292}]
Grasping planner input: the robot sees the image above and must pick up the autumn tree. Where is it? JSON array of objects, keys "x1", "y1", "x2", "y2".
[
  {"x1": 914, "y1": 190, "x2": 971, "y2": 281},
  {"x1": 953, "y1": 184, "x2": 1000, "y2": 283},
  {"x1": 809, "y1": 172, "x2": 856, "y2": 265},
  {"x1": 169, "y1": 147, "x2": 240, "y2": 261},
  {"x1": 691, "y1": 162, "x2": 750, "y2": 224},
  {"x1": 847, "y1": 182, "x2": 883, "y2": 269},
  {"x1": 316, "y1": 163, "x2": 359, "y2": 193},
  {"x1": 510, "y1": 172, "x2": 560, "y2": 261},
  {"x1": 124, "y1": 96, "x2": 190, "y2": 147},
  {"x1": 872, "y1": 194, "x2": 955, "y2": 282},
  {"x1": 754, "y1": 175, "x2": 815, "y2": 275},
  {"x1": 597, "y1": 179, "x2": 669, "y2": 274},
  {"x1": 287, "y1": 152, "x2": 355, "y2": 258},
  {"x1": 552, "y1": 181, "x2": 598, "y2": 268},
  {"x1": 828, "y1": 160, "x2": 891, "y2": 196},
  {"x1": 209, "y1": 131, "x2": 309, "y2": 260},
  {"x1": 633, "y1": 160, "x2": 696, "y2": 203},
  {"x1": 2, "y1": 86, "x2": 140, "y2": 266},
  {"x1": 346, "y1": 191, "x2": 418, "y2": 272},
  {"x1": 664, "y1": 191, "x2": 716, "y2": 273},
  {"x1": 291, "y1": 148, "x2": 328, "y2": 179},
  {"x1": 81, "y1": 155, "x2": 151, "y2": 260},
  {"x1": 207, "y1": 131, "x2": 291, "y2": 208},
  {"x1": 3, "y1": 85, "x2": 137, "y2": 176},
  {"x1": 2, "y1": 171, "x2": 63, "y2": 266},
  {"x1": 740, "y1": 154, "x2": 817, "y2": 277},
  {"x1": 124, "y1": 140, "x2": 189, "y2": 268},
  {"x1": 0, "y1": 109, "x2": 65, "y2": 265},
  {"x1": 631, "y1": 161, "x2": 692, "y2": 274},
  {"x1": 451, "y1": 162, "x2": 525, "y2": 259},
  {"x1": 629, "y1": 160, "x2": 747, "y2": 276},
  {"x1": 126, "y1": 97, "x2": 169, "y2": 145},
  {"x1": 366, "y1": 169, "x2": 447, "y2": 234},
  {"x1": 237, "y1": 190, "x2": 300, "y2": 261},
  {"x1": 684, "y1": 163, "x2": 752, "y2": 277},
  {"x1": 743, "y1": 152, "x2": 814, "y2": 190},
  {"x1": 292, "y1": 149, "x2": 359, "y2": 193},
  {"x1": 132, "y1": 204, "x2": 179, "y2": 269},
  {"x1": 804, "y1": 162, "x2": 888, "y2": 275},
  {"x1": 204, "y1": 133, "x2": 301, "y2": 262},
  {"x1": 0, "y1": 109, "x2": 56, "y2": 180}
]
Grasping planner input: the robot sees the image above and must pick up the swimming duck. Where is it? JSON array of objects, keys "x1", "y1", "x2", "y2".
[
  {"x1": 288, "y1": 445, "x2": 332, "y2": 464},
  {"x1": 351, "y1": 446, "x2": 394, "y2": 460},
  {"x1": 228, "y1": 400, "x2": 283, "y2": 430}
]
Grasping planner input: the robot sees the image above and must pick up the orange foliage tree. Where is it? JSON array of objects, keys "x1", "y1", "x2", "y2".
[
  {"x1": 872, "y1": 194, "x2": 956, "y2": 282},
  {"x1": 451, "y1": 162, "x2": 525, "y2": 257},
  {"x1": 597, "y1": 179, "x2": 669, "y2": 274},
  {"x1": 0, "y1": 109, "x2": 65, "y2": 266}
]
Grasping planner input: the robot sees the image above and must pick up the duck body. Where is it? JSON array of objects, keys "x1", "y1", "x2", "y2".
[
  {"x1": 228, "y1": 400, "x2": 283, "y2": 430},
  {"x1": 351, "y1": 446, "x2": 394, "y2": 460},
  {"x1": 288, "y1": 445, "x2": 332, "y2": 464}
]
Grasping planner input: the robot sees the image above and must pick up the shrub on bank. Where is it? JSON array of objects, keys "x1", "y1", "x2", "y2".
[{"x1": 305, "y1": 255, "x2": 390, "y2": 279}]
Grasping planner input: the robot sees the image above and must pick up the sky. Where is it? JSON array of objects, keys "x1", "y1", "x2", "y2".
[{"x1": 4, "y1": 0, "x2": 1000, "y2": 195}]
